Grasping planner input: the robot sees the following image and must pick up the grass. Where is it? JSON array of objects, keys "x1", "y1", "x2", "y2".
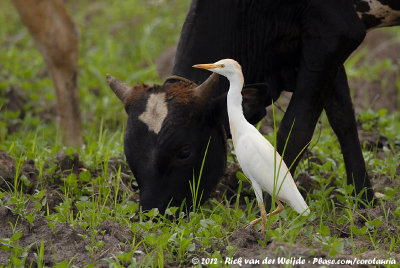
[{"x1": 0, "y1": 0, "x2": 400, "y2": 266}]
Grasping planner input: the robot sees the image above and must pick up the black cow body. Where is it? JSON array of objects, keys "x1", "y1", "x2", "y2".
[
  {"x1": 172, "y1": 0, "x2": 400, "y2": 204},
  {"x1": 110, "y1": 0, "x2": 400, "y2": 213}
]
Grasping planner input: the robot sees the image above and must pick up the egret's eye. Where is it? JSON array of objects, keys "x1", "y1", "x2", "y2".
[
  {"x1": 177, "y1": 146, "x2": 191, "y2": 160},
  {"x1": 220, "y1": 64, "x2": 225, "y2": 68}
]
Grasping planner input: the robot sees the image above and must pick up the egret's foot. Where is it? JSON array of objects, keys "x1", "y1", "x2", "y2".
[
  {"x1": 244, "y1": 217, "x2": 262, "y2": 230},
  {"x1": 244, "y1": 200, "x2": 285, "y2": 234}
]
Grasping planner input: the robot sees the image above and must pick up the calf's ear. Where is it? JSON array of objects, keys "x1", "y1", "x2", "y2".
[{"x1": 242, "y1": 83, "x2": 280, "y2": 124}]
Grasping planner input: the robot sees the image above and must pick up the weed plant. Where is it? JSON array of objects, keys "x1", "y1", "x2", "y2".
[{"x1": 0, "y1": 0, "x2": 399, "y2": 266}]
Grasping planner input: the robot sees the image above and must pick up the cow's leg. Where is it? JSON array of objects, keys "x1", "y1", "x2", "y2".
[
  {"x1": 13, "y1": 0, "x2": 83, "y2": 147},
  {"x1": 277, "y1": 68, "x2": 326, "y2": 171},
  {"x1": 324, "y1": 66, "x2": 374, "y2": 203},
  {"x1": 277, "y1": 0, "x2": 368, "y2": 197}
]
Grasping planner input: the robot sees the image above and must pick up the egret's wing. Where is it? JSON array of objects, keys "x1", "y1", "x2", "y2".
[
  {"x1": 235, "y1": 131, "x2": 278, "y2": 196},
  {"x1": 235, "y1": 128, "x2": 308, "y2": 214}
]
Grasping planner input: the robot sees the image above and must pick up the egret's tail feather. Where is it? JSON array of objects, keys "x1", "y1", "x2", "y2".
[{"x1": 289, "y1": 193, "x2": 310, "y2": 216}]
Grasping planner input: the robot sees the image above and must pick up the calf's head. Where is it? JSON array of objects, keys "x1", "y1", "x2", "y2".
[
  {"x1": 107, "y1": 73, "x2": 229, "y2": 213},
  {"x1": 107, "y1": 73, "x2": 272, "y2": 213}
]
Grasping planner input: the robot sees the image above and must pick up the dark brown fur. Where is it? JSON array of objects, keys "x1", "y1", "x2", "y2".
[
  {"x1": 165, "y1": 80, "x2": 197, "y2": 104},
  {"x1": 123, "y1": 84, "x2": 152, "y2": 108}
]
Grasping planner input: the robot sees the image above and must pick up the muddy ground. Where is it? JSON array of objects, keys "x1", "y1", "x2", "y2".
[
  {"x1": 0, "y1": 150, "x2": 140, "y2": 267},
  {"x1": 228, "y1": 227, "x2": 399, "y2": 268},
  {"x1": 0, "y1": 206, "x2": 132, "y2": 267},
  {"x1": 0, "y1": 142, "x2": 399, "y2": 266},
  {"x1": 1, "y1": 29, "x2": 400, "y2": 266}
]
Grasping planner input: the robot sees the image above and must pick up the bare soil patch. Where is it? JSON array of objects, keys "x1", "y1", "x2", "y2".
[
  {"x1": 0, "y1": 206, "x2": 132, "y2": 267},
  {"x1": 0, "y1": 150, "x2": 140, "y2": 266},
  {"x1": 0, "y1": 150, "x2": 38, "y2": 194},
  {"x1": 229, "y1": 228, "x2": 399, "y2": 268}
]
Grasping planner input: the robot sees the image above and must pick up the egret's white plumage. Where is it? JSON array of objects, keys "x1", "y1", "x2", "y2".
[{"x1": 193, "y1": 59, "x2": 309, "y2": 233}]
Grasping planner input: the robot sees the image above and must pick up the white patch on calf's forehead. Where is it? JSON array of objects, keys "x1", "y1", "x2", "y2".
[{"x1": 138, "y1": 93, "x2": 168, "y2": 134}]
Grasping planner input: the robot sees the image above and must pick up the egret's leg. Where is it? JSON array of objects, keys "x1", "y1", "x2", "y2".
[
  {"x1": 259, "y1": 201, "x2": 268, "y2": 234},
  {"x1": 245, "y1": 199, "x2": 284, "y2": 233},
  {"x1": 265, "y1": 199, "x2": 284, "y2": 218},
  {"x1": 245, "y1": 182, "x2": 264, "y2": 229},
  {"x1": 246, "y1": 217, "x2": 262, "y2": 227},
  {"x1": 244, "y1": 202, "x2": 266, "y2": 231}
]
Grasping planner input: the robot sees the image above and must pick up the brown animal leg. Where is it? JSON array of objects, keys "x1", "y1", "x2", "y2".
[{"x1": 13, "y1": 0, "x2": 83, "y2": 147}]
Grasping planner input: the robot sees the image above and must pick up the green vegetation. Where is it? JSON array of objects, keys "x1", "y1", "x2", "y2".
[{"x1": 1, "y1": 0, "x2": 399, "y2": 266}]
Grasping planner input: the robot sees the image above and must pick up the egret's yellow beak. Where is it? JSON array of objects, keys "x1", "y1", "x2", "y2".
[{"x1": 192, "y1": 63, "x2": 223, "y2": 70}]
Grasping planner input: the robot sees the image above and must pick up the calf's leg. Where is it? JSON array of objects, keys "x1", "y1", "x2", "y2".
[
  {"x1": 324, "y1": 66, "x2": 374, "y2": 203},
  {"x1": 13, "y1": 0, "x2": 83, "y2": 147},
  {"x1": 277, "y1": 0, "x2": 369, "y2": 200}
]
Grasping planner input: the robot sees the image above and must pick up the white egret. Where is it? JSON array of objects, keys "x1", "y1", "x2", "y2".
[{"x1": 193, "y1": 59, "x2": 310, "y2": 234}]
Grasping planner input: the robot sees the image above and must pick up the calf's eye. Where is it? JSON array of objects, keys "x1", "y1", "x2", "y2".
[{"x1": 177, "y1": 147, "x2": 191, "y2": 160}]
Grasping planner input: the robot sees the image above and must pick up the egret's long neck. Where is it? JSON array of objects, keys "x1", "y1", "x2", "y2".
[{"x1": 226, "y1": 71, "x2": 247, "y2": 136}]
